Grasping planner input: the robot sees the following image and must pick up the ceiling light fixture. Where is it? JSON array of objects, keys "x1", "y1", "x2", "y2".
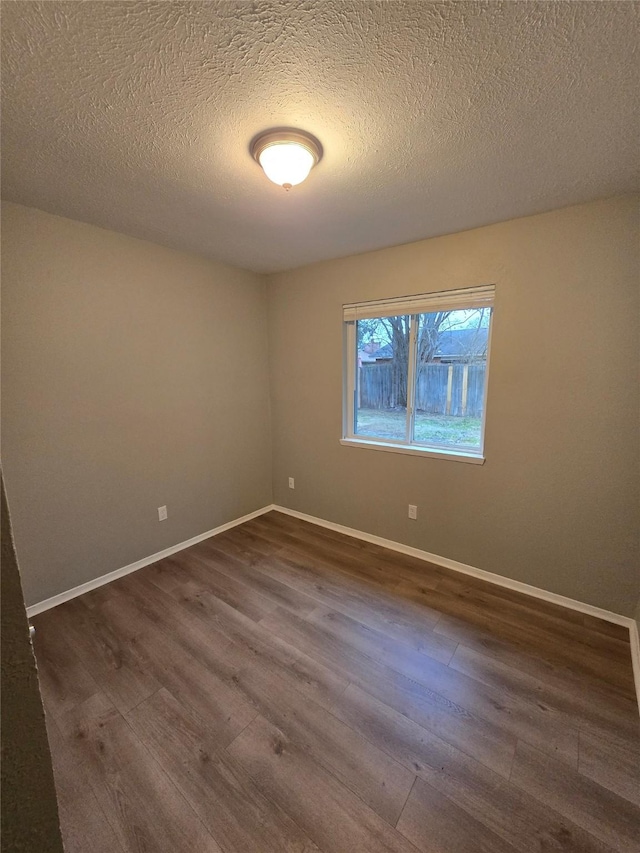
[{"x1": 250, "y1": 129, "x2": 322, "y2": 190}]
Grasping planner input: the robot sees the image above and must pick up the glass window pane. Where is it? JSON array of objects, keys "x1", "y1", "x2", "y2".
[
  {"x1": 355, "y1": 315, "x2": 410, "y2": 441},
  {"x1": 413, "y1": 308, "x2": 491, "y2": 449}
]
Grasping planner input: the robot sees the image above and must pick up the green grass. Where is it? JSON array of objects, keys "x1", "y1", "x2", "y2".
[{"x1": 356, "y1": 408, "x2": 481, "y2": 447}]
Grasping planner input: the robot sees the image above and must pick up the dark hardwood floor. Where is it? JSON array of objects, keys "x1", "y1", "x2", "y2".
[{"x1": 32, "y1": 510, "x2": 640, "y2": 853}]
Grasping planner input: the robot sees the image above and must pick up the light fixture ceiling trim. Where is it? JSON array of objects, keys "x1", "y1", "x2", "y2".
[{"x1": 250, "y1": 128, "x2": 323, "y2": 189}]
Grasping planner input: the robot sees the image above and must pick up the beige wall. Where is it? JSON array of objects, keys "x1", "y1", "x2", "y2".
[
  {"x1": 267, "y1": 196, "x2": 640, "y2": 616},
  {"x1": 3, "y1": 197, "x2": 638, "y2": 617},
  {"x1": 2, "y1": 203, "x2": 272, "y2": 606}
]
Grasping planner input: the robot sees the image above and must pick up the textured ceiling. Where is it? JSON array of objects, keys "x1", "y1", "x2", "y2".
[{"x1": 2, "y1": 1, "x2": 638, "y2": 273}]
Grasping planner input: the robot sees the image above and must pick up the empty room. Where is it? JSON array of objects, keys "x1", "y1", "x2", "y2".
[{"x1": 1, "y1": 2, "x2": 639, "y2": 852}]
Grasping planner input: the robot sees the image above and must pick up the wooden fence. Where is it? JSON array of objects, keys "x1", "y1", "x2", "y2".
[{"x1": 359, "y1": 362, "x2": 486, "y2": 417}]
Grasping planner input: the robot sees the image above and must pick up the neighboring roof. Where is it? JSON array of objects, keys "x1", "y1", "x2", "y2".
[
  {"x1": 436, "y1": 327, "x2": 488, "y2": 358},
  {"x1": 370, "y1": 342, "x2": 393, "y2": 360},
  {"x1": 360, "y1": 328, "x2": 488, "y2": 362}
]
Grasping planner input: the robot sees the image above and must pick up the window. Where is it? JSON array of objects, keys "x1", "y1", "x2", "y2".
[{"x1": 342, "y1": 285, "x2": 494, "y2": 463}]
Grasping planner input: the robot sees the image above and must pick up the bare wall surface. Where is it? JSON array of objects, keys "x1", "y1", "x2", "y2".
[
  {"x1": 1, "y1": 474, "x2": 64, "y2": 853},
  {"x1": 267, "y1": 196, "x2": 640, "y2": 616},
  {"x1": 2, "y1": 203, "x2": 272, "y2": 606}
]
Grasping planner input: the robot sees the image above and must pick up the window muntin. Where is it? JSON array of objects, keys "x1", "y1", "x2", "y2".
[{"x1": 344, "y1": 287, "x2": 494, "y2": 459}]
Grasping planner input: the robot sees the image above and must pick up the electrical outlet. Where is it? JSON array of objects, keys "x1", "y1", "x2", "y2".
[
  {"x1": 408, "y1": 504, "x2": 417, "y2": 520},
  {"x1": 158, "y1": 505, "x2": 168, "y2": 521},
  {"x1": 288, "y1": 477, "x2": 295, "y2": 489}
]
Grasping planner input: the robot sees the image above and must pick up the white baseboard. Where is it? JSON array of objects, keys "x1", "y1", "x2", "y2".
[
  {"x1": 271, "y1": 505, "x2": 639, "y2": 712},
  {"x1": 26, "y1": 504, "x2": 275, "y2": 617},
  {"x1": 26, "y1": 500, "x2": 640, "y2": 713},
  {"x1": 272, "y1": 505, "x2": 633, "y2": 626},
  {"x1": 630, "y1": 620, "x2": 640, "y2": 712}
]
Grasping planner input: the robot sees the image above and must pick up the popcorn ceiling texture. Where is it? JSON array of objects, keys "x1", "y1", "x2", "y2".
[{"x1": 1, "y1": 1, "x2": 638, "y2": 273}]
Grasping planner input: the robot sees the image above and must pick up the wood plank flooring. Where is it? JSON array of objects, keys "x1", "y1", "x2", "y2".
[{"x1": 32, "y1": 510, "x2": 640, "y2": 853}]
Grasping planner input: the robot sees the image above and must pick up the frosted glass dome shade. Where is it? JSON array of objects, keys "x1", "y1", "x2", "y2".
[
  {"x1": 251, "y1": 129, "x2": 322, "y2": 189},
  {"x1": 258, "y1": 142, "x2": 315, "y2": 188}
]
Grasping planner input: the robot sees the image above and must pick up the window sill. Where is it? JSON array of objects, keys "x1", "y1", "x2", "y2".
[{"x1": 339, "y1": 437, "x2": 485, "y2": 464}]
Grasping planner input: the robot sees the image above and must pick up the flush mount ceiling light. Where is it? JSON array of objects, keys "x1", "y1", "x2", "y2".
[{"x1": 250, "y1": 129, "x2": 322, "y2": 190}]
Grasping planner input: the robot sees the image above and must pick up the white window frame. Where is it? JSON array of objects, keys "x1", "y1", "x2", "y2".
[{"x1": 341, "y1": 285, "x2": 495, "y2": 464}]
